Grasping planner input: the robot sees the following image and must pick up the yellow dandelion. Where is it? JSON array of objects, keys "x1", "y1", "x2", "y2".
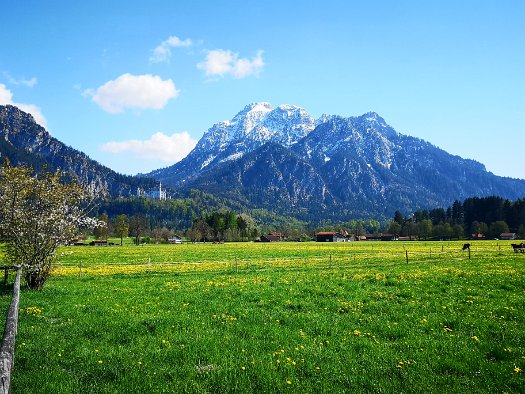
[
  {"x1": 514, "y1": 367, "x2": 522, "y2": 374},
  {"x1": 98, "y1": 360, "x2": 103, "y2": 364},
  {"x1": 286, "y1": 380, "x2": 292, "y2": 385},
  {"x1": 471, "y1": 336, "x2": 479, "y2": 342}
]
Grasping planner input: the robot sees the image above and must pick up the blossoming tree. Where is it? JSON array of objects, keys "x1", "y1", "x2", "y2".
[{"x1": 0, "y1": 164, "x2": 101, "y2": 289}]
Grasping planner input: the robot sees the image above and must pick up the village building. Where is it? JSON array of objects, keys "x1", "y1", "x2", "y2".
[
  {"x1": 316, "y1": 232, "x2": 347, "y2": 242},
  {"x1": 168, "y1": 235, "x2": 183, "y2": 244},
  {"x1": 398, "y1": 235, "x2": 417, "y2": 241},
  {"x1": 471, "y1": 233, "x2": 486, "y2": 240},
  {"x1": 500, "y1": 232, "x2": 517, "y2": 240},
  {"x1": 259, "y1": 232, "x2": 284, "y2": 242},
  {"x1": 380, "y1": 234, "x2": 398, "y2": 241}
]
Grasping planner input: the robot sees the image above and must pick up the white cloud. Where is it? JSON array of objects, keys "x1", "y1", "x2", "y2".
[
  {"x1": 150, "y1": 35, "x2": 192, "y2": 63},
  {"x1": 101, "y1": 131, "x2": 197, "y2": 163},
  {"x1": 197, "y1": 49, "x2": 264, "y2": 79},
  {"x1": 0, "y1": 84, "x2": 47, "y2": 127},
  {"x1": 84, "y1": 73, "x2": 179, "y2": 113},
  {"x1": 2, "y1": 72, "x2": 38, "y2": 87}
]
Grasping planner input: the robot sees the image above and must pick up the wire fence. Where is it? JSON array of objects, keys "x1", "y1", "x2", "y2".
[{"x1": 51, "y1": 242, "x2": 524, "y2": 278}]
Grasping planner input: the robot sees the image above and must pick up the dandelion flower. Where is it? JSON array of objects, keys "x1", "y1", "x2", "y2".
[{"x1": 514, "y1": 367, "x2": 522, "y2": 374}]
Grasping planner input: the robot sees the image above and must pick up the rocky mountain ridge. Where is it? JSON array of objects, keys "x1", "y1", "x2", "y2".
[
  {"x1": 147, "y1": 102, "x2": 317, "y2": 185},
  {"x1": 147, "y1": 103, "x2": 525, "y2": 219},
  {"x1": 0, "y1": 105, "x2": 157, "y2": 197},
  {"x1": 2, "y1": 102, "x2": 524, "y2": 222}
]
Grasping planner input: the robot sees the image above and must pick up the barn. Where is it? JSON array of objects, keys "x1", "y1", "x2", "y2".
[
  {"x1": 259, "y1": 232, "x2": 284, "y2": 242},
  {"x1": 316, "y1": 232, "x2": 347, "y2": 242},
  {"x1": 500, "y1": 232, "x2": 517, "y2": 240}
]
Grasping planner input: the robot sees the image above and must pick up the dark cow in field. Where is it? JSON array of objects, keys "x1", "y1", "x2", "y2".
[{"x1": 511, "y1": 243, "x2": 525, "y2": 253}]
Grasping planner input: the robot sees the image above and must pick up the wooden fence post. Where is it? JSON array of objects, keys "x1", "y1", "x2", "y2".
[
  {"x1": 0, "y1": 268, "x2": 21, "y2": 394},
  {"x1": 79, "y1": 261, "x2": 82, "y2": 279},
  {"x1": 329, "y1": 254, "x2": 332, "y2": 269},
  {"x1": 405, "y1": 250, "x2": 409, "y2": 264}
]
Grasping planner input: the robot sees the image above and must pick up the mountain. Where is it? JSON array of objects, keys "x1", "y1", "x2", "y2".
[
  {"x1": 3, "y1": 102, "x2": 523, "y2": 223},
  {"x1": 147, "y1": 102, "x2": 316, "y2": 186},
  {"x1": 0, "y1": 105, "x2": 157, "y2": 197},
  {"x1": 148, "y1": 103, "x2": 525, "y2": 220},
  {"x1": 291, "y1": 113, "x2": 525, "y2": 215},
  {"x1": 184, "y1": 142, "x2": 335, "y2": 218}
]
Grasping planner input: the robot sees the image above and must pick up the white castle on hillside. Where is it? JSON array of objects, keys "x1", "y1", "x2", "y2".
[{"x1": 137, "y1": 182, "x2": 167, "y2": 200}]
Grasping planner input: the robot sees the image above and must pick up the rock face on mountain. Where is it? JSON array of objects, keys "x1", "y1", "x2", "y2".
[
  {"x1": 148, "y1": 102, "x2": 316, "y2": 185},
  {"x1": 0, "y1": 105, "x2": 156, "y2": 197},
  {"x1": 148, "y1": 103, "x2": 525, "y2": 219}
]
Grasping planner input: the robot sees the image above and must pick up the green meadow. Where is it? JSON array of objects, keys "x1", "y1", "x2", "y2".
[{"x1": 4, "y1": 241, "x2": 525, "y2": 393}]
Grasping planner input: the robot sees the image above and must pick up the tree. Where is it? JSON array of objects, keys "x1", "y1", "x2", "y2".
[
  {"x1": 94, "y1": 213, "x2": 109, "y2": 240},
  {"x1": 518, "y1": 224, "x2": 525, "y2": 240},
  {"x1": 387, "y1": 221, "x2": 401, "y2": 236},
  {"x1": 472, "y1": 221, "x2": 488, "y2": 236},
  {"x1": 188, "y1": 218, "x2": 213, "y2": 242},
  {"x1": 159, "y1": 227, "x2": 173, "y2": 243},
  {"x1": 417, "y1": 219, "x2": 433, "y2": 240},
  {"x1": 0, "y1": 164, "x2": 99, "y2": 289},
  {"x1": 129, "y1": 215, "x2": 148, "y2": 245},
  {"x1": 452, "y1": 224, "x2": 464, "y2": 240},
  {"x1": 393, "y1": 211, "x2": 404, "y2": 225},
  {"x1": 489, "y1": 221, "x2": 509, "y2": 239},
  {"x1": 113, "y1": 214, "x2": 129, "y2": 246}
]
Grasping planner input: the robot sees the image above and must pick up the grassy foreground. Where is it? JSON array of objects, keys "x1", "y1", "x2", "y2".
[{"x1": 6, "y1": 241, "x2": 525, "y2": 393}]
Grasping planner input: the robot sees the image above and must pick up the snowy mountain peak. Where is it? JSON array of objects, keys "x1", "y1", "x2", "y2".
[
  {"x1": 354, "y1": 112, "x2": 397, "y2": 139},
  {"x1": 232, "y1": 102, "x2": 273, "y2": 122},
  {"x1": 171, "y1": 102, "x2": 317, "y2": 176}
]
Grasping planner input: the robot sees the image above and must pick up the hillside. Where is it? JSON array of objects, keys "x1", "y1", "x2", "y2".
[{"x1": 0, "y1": 105, "x2": 157, "y2": 197}]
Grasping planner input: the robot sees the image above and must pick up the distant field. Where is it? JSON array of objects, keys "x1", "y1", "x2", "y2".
[{"x1": 8, "y1": 241, "x2": 525, "y2": 393}]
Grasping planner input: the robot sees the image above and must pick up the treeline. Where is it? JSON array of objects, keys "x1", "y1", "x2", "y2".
[
  {"x1": 94, "y1": 190, "x2": 240, "y2": 231},
  {"x1": 90, "y1": 192, "x2": 525, "y2": 243},
  {"x1": 187, "y1": 211, "x2": 259, "y2": 242},
  {"x1": 390, "y1": 196, "x2": 525, "y2": 239}
]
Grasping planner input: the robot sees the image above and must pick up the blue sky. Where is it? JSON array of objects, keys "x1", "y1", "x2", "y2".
[{"x1": 1, "y1": 1, "x2": 524, "y2": 178}]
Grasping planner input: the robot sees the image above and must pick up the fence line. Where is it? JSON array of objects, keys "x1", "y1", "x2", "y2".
[
  {"x1": 0, "y1": 268, "x2": 21, "y2": 394},
  {"x1": 50, "y1": 245, "x2": 524, "y2": 279}
]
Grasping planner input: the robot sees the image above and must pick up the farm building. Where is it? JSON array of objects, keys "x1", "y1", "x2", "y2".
[
  {"x1": 260, "y1": 232, "x2": 284, "y2": 242},
  {"x1": 500, "y1": 233, "x2": 517, "y2": 240},
  {"x1": 89, "y1": 240, "x2": 108, "y2": 246},
  {"x1": 471, "y1": 233, "x2": 486, "y2": 240},
  {"x1": 398, "y1": 235, "x2": 417, "y2": 241},
  {"x1": 316, "y1": 232, "x2": 347, "y2": 242},
  {"x1": 168, "y1": 235, "x2": 182, "y2": 244},
  {"x1": 380, "y1": 234, "x2": 398, "y2": 241}
]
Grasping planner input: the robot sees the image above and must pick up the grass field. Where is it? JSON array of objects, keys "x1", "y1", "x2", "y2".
[{"x1": 5, "y1": 241, "x2": 525, "y2": 393}]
